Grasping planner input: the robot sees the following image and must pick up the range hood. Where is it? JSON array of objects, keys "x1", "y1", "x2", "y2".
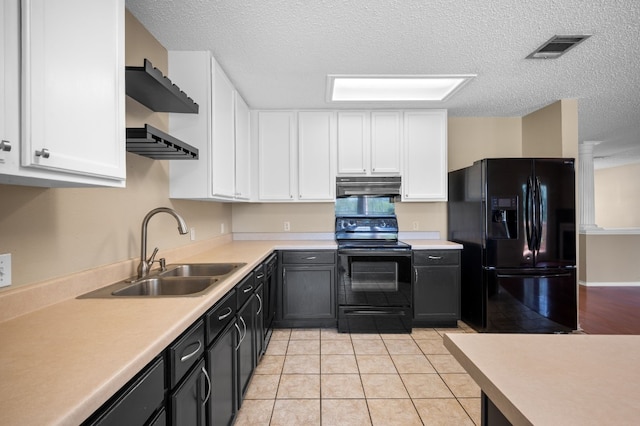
[{"x1": 336, "y1": 176, "x2": 401, "y2": 197}]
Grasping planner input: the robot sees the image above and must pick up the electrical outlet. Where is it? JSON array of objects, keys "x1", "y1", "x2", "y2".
[
  {"x1": 284, "y1": 221, "x2": 291, "y2": 232},
  {"x1": 0, "y1": 253, "x2": 12, "y2": 288},
  {"x1": 190, "y1": 227, "x2": 196, "y2": 241},
  {"x1": 412, "y1": 221, "x2": 419, "y2": 231},
  {"x1": 220, "y1": 223, "x2": 225, "y2": 234}
]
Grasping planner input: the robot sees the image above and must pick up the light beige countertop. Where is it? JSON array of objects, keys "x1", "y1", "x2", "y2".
[
  {"x1": 0, "y1": 239, "x2": 335, "y2": 426},
  {"x1": 444, "y1": 333, "x2": 640, "y2": 426},
  {"x1": 402, "y1": 239, "x2": 462, "y2": 250}
]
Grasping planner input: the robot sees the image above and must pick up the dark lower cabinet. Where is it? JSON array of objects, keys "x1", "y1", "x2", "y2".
[
  {"x1": 276, "y1": 250, "x2": 337, "y2": 328},
  {"x1": 413, "y1": 250, "x2": 461, "y2": 327},
  {"x1": 82, "y1": 356, "x2": 165, "y2": 426},
  {"x1": 169, "y1": 359, "x2": 209, "y2": 426},
  {"x1": 255, "y1": 283, "x2": 265, "y2": 360},
  {"x1": 206, "y1": 320, "x2": 237, "y2": 426},
  {"x1": 236, "y1": 293, "x2": 256, "y2": 407}
]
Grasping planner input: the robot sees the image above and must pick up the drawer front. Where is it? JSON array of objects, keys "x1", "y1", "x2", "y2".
[
  {"x1": 168, "y1": 320, "x2": 205, "y2": 389},
  {"x1": 282, "y1": 251, "x2": 336, "y2": 265},
  {"x1": 205, "y1": 289, "x2": 236, "y2": 345},
  {"x1": 254, "y1": 264, "x2": 266, "y2": 287},
  {"x1": 413, "y1": 250, "x2": 460, "y2": 266},
  {"x1": 236, "y1": 272, "x2": 255, "y2": 309},
  {"x1": 90, "y1": 356, "x2": 165, "y2": 426}
]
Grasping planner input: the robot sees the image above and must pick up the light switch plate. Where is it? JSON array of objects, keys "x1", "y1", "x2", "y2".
[{"x1": 0, "y1": 253, "x2": 12, "y2": 287}]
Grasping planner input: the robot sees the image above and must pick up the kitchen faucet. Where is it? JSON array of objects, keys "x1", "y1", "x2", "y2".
[{"x1": 137, "y1": 207, "x2": 189, "y2": 279}]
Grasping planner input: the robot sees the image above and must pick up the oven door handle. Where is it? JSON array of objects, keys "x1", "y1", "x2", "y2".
[{"x1": 343, "y1": 309, "x2": 407, "y2": 316}]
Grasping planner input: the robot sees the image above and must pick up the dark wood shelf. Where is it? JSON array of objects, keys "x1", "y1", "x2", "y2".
[
  {"x1": 126, "y1": 124, "x2": 199, "y2": 160},
  {"x1": 125, "y1": 59, "x2": 199, "y2": 113}
]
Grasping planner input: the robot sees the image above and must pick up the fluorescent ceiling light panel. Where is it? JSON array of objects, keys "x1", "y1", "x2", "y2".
[{"x1": 328, "y1": 75, "x2": 475, "y2": 102}]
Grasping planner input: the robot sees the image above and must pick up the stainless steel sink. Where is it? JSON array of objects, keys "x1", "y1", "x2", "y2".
[
  {"x1": 159, "y1": 263, "x2": 245, "y2": 278},
  {"x1": 77, "y1": 262, "x2": 246, "y2": 299},
  {"x1": 111, "y1": 277, "x2": 218, "y2": 297}
]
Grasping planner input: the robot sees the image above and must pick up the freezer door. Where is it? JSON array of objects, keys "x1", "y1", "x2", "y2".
[
  {"x1": 485, "y1": 268, "x2": 577, "y2": 333},
  {"x1": 532, "y1": 159, "x2": 576, "y2": 267},
  {"x1": 484, "y1": 159, "x2": 535, "y2": 268}
]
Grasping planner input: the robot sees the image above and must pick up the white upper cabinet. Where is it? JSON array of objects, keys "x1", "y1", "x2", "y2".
[
  {"x1": 168, "y1": 52, "x2": 250, "y2": 201},
  {"x1": 1, "y1": 0, "x2": 126, "y2": 187},
  {"x1": 337, "y1": 111, "x2": 401, "y2": 176},
  {"x1": 298, "y1": 111, "x2": 336, "y2": 200},
  {"x1": 402, "y1": 110, "x2": 448, "y2": 201},
  {"x1": 258, "y1": 111, "x2": 296, "y2": 201},
  {"x1": 234, "y1": 92, "x2": 251, "y2": 200},
  {"x1": 210, "y1": 58, "x2": 236, "y2": 199}
]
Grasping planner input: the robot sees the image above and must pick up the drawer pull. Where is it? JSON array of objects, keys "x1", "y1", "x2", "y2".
[
  {"x1": 305, "y1": 256, "x2": 317, "y2": 260},
  {"x1": 180, "y1": 340, "x2": 202, "y2": 363},
  {"x1": 256, "y1": 273, "x2": 265, "y2": 279},
  {"x1": 428, "y1": 255, "x2": 443, "y2": 260},
  {"x1": 243, "y1": 285, "x2": 254, "y2": 293},
  {"x1": 217, "y1": 307, "x2": 233, "y2": 321}
]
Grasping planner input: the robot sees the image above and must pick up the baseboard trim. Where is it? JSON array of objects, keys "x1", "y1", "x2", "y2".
[{"x1": 579, "y1": 280, "x2": 640, "y2": 287}]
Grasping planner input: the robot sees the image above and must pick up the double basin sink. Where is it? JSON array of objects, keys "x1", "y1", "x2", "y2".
[{"x1": 79, "y1": 263, "x2": 247, "y2": 298}]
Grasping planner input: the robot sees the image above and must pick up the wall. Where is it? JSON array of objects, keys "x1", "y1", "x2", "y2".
[
  {"x1": 0, "y1": 11, "x2": 231, "y2": 289},
  {"x1": 580, "y1": 233, "x2": 640, "y2": 285},
  {"x1": 594, "y1": 162, "x2": 640, "y2": 228}
]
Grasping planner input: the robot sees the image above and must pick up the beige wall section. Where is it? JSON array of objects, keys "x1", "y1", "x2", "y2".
[
  {"x1": 232, "y1": 203, "x2": 335, "y2": 233},
  {"x1": 522, "y1": 101, "x2": 563, "y2": 157},
  {"x1": 395, "y1": 202, "x2": 447, "y2": 235},
  {"x1": 581, "y1": 234, "x2": 640, "y2": 284},
  {"x1": 448, "y1": 117, "x2": 522, "y2": 171},
  {"x1": 595, "y1": 162, "x2": 640, "y2": 228},
  {"x1": 0, "y1": 11, "x2": 231, "y2": 289}
]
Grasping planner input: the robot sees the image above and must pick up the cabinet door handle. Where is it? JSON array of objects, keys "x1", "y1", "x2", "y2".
[
  {"x1": 234, "y1": 322, "x2": 242, "y2": 350},
  {"x1": 0, "y1": 140, "x2": 11, "y2": 152},
  {"x1": 256, "y1": 294, "x2": 263, "y2": 315},
  {"x1": 428, "y1": 255, "x2": 443, "y2": 260},
  {"x1": 35, "y1": 148, "x2": 50, "y2": 158},
  {"x1": 201, "y1": 366, "x2": 211, "y2": 405},
  {"x1": 217, "y1": 307, "x2": 233, "y2": 321},
  {"x1": 239, "y1": 316, "x2": 247, "y2": 342},
  {"x1": 414, "y1": 268, "x2": 418, "y2": 283},
  {"x1": 180, "y1": 340, "x2": 202, "y2": 362},
  {"x1": 243, "y1": 285, "x2": 254, "y2": 293}
]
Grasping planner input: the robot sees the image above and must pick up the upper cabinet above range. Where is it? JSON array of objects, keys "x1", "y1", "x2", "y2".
[
  {"x1": 337, "y1": 111, "x2": 402, "y2": 176},
  {"x1": 1, "y1": 0, "x2": 126, "y2": 187}
]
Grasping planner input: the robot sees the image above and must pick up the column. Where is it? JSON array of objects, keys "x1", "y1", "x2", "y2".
[{"x1": 578, "y1": 141, "x2": 600, "y2": 230}]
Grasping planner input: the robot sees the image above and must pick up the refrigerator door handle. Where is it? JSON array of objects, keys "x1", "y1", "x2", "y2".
[
  {"x1": 535, "y1": 177, "x2": 543, "y2": 253},
  {"x1": 525, "y1": 176, "x2": 533, "y2": 251}
]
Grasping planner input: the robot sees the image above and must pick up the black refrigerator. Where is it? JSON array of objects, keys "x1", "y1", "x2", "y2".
[{"x1": 448, "y1": 158, "x2": 577, "y2": 333}]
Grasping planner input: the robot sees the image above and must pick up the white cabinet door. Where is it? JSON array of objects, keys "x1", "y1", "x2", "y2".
[
  {"x1": 0, "y1": 1, "x2": 19, "y2": 173},
  {"x1": 337, "y1": 111, "x2": 368, "y2": 175},
  {"x1": 211, "y1": 58, "x2": 236, "y2": 199},
  {"x1": 234, "y1": 92, "x2": 251, "y2": 200},
  {"x1": 370, "y1": 111, "x2": 401, "y2": 175},
  {"x1": 258, "y1": 111, "x2": 296, "y2": 201},
  {"x1": 20, "y1": 0, "x2": 125, "y2": 184},
  {"x1": 169, "y1": 51, "x2": 212, "y2": 199},
  {"x1": 298, "y1": 111, "x2": 335, "y2": 200},
  {"x1": 402, "y1": 110, "x2": 448, "y2": 201}
]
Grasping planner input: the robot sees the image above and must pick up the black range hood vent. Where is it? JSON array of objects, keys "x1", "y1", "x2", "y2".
[
  {"x1": 126, "y1": 124, "x2": 198, "y2": 160},
  {"x1": 125, "y1": 59, "x2": 199, "y2": 113}
]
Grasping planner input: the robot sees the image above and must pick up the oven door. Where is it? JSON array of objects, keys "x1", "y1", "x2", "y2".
[
  {"x1": 337, "y1": 250, "x2": 412, "y2": 333},
  {"x1": 338, "y1": 250, "x2": 412, "y2": 306}
]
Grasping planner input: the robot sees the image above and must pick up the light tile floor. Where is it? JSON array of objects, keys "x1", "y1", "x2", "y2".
[{"x1": 235, "y1": 322, "x2": 481, "y2": 426}]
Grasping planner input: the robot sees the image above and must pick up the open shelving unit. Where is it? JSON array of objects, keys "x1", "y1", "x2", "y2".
[{"x1": 125, "y1": 59, "x2": 199, "y2": 159}]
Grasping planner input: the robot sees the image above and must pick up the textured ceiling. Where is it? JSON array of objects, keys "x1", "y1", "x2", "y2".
[{"x1": 125, "y1": 0, "x2": 640, "y2": 168}]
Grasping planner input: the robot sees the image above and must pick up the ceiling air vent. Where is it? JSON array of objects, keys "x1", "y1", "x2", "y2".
[{"x1": 526, "y1": 35, "x2": 591, "y2": 59}]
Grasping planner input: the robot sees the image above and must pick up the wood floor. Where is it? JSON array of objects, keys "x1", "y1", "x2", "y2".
[{"x1": 579, "y1": 285, "x2": 640, "y2": 334}]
